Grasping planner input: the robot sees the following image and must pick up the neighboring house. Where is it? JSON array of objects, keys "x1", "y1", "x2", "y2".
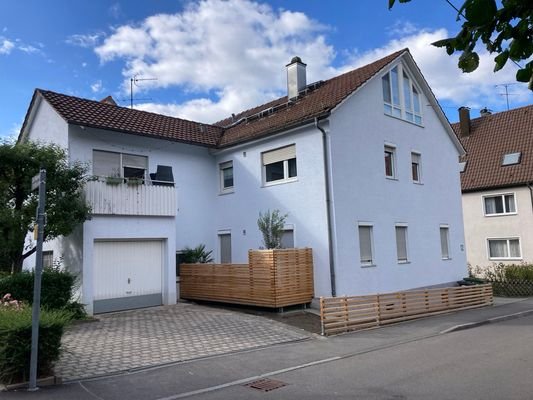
[
  {"x1": 20, "y1": 48, "x2": 467, "y2": 314},
  {"x1": 453, "y1": 105, "x2": 533, "y2": 269}
]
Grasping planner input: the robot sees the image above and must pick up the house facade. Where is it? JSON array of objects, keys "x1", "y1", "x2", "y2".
[
  {"x1": 21, "y1": 49, "x2": 467, "y2": 314},
  {"x1": 454, "y1": 105, "x2": 533, "y2": 270}
]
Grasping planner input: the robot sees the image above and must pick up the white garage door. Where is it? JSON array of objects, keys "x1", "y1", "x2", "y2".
[{"x1": 93, "y1": 240, "x2": 163, "y2": 313}]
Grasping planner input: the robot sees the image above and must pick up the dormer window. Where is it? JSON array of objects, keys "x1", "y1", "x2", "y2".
[
  {"x1": 382, "y1": 65, "x2": 422, "y2": 125},
  {"x1": 502, "y1": 152, "x2": 521, "y2": 166}
]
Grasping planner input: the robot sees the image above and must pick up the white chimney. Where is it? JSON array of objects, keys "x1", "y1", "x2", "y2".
[{"x1": 286, "y1": 56, "x2": 307, "y2": 100}]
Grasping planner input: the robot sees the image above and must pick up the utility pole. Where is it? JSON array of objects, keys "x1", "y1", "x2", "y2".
[{"x1": 28, "y1": 168, "x2": 46, "y2": 391}]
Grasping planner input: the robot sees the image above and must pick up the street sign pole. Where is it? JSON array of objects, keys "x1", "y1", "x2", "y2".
[{"x1": 28, "y1": 168, "x2": 46, "y2": 391}]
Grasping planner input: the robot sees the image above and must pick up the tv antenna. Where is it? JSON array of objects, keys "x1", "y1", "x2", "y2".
[
  {"x1": 130, "y1": 74, "x2": 158, "y2": 109},
  {"x1": 495, "y1": 83, "x2": 519, "y2": 111}
]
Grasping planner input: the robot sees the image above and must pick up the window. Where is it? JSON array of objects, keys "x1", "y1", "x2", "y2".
[
  {"x1": 440, "y1": 226, "x2": 450, "y2": 260},
  {"x1": 382, "y1": 65, "x2": 422, "y2": 124},
  {"x1": 281, "y1": 229, "x2": 294, "y2": 248},
  {"x1": 358, "y1": 224, "x2": 374, "y2": 265},
  {"x1": 43, "y1": 251, "x2": 53, "y2": 268},
  {"x1": 488, "y1": 238, "x2": 521, "y2": 260},
  {"x1": 484, "y1": 194, "x2": 516, "y2": 216},
  {"x1": 262, "y1": 145, "x2": 297, "y2": 184},
  {"x1": 219, "y1": 233, "x2": 232, "y2": 263},
  {"x1": 395, "y1": 225, "x2": 408, "y2": 263},
  {"x1": 384, "y1": 146, "x2": 396, "y2": 178},
  {"x1": 502, "y1": 152, "x2": 521, "y2": 166},
  {"x1": 411, "y1": 152, "x2": 421, "y2": 182},
  {"x1": 219, "y1": 161, "x2": 234, "y2": 192},
  {"x1": 93, "y1": 150, "x2": 148, "y2": 179}
]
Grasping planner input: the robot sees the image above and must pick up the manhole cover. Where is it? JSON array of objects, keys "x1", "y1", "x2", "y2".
[{"x1": 244, "y1": 378, "x2": 287, "y2": 392}]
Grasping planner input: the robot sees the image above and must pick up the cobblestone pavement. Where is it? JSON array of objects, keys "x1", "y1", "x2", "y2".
[{"x1": 55, "y1": 303, "x2": 309, "y2": 381}]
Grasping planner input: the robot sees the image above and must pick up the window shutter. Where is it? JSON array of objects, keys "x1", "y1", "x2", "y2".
[
  {"x1": 93, "y1": 150, "x2": 120, "y2": 177},
  {"x1": 358, "y1": 225, "x2": 373, "y2": 263},
  {"x1": 396, "y1": 226, "x2": 408, "y2": 261},
  {"x1": 220, "y1": 161, "x2": 232, "y2": 170},
  {"x1": 122, "y1": 154, "x2": 148, "y2": 169},
  {"x1": 262, "y1": 145, "x2": 296, "y2": 165}
]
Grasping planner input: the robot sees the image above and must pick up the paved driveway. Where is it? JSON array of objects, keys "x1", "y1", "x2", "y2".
[{"x1": 55, "y1": 303, "x2": 309, "y2": 382}]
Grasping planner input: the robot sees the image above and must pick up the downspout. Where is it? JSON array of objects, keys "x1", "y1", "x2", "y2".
[
  {"x1": 315, "y1": 117, "x2": 336, "y2": 297},
  {"x1": 528, "y1": 183, "x2": 533, "y2": 212}
]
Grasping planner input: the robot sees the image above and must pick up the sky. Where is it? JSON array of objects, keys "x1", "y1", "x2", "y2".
[{"x1": 1, "y1": 0, "x2": 531, "y2": 139}]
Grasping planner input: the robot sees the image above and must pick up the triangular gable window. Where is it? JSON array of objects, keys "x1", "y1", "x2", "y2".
[{"x1": 382, "y1": 64, "x2": 422, "y2": 125}]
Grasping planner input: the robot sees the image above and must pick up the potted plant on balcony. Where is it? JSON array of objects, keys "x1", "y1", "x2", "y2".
[
  {"x1": 105, "y1": 175, "x2": 123, "y2": 185},
  {"x1": 126, "y1": 177, "x2": 143, "y2": 186}
]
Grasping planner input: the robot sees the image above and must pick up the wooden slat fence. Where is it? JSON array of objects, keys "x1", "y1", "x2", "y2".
[
  {"x1": 180, "y1": 248, "x2": 314, "y2": 308},
  {"x1": 320, "y1": 284, "x2": 493, "y2": 336}
]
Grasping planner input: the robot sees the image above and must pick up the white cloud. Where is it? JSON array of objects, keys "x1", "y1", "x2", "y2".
[
  {"x1": 18, "y1": 44, "x2": 40, "y2": 54},
  {"x1": 82, "y1": 62, "x2": 87, "y2": 68},
  {"x1": 91, "y1": 80, "x2": 103, "y2": 93},
  {"x1": 0, "y1": 38, "x2": 14, "y2": 55},
  {"x1": 109, "y1": 3, "x2": 122, "y2": 19},
  {"x1": 66, "y1": 33, "x2": 104, "y2": 48}
]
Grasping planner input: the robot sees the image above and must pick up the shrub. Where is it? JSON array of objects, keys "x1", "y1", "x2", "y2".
[
  {"x1": 0, "y1": 265, "x2": 86, "y2": 318},
  {"x1": 182, "y1": 244, "x2": 213, "y2": 264},
  {"x1": 0, "y1": 304, "x2": 71, "y2": 384},
  {"x1": 257, "y1": 209, "x2": 288, "y2": 249},
  {"x1": 504, "y1": 264, "x2": 533, "y2": 281}
]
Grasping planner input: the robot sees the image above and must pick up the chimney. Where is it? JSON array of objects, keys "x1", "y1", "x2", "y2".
[
  {"x1": 100, "y1": 95, "x2": 117, "y2": 106},
  {"x1": 479, "y1": 107, "x2": 492, "y2": 117},
  {"x1": 458, "y1": 107, "x2": 471, "y2": 137},
  {"x1": 286, "y1": 56, "x2": 307, "y2": 100}
]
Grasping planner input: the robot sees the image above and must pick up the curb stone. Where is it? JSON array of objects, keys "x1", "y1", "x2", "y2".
[{"x1": 440, "y1": 309, "x2": 533, "y2": 334}]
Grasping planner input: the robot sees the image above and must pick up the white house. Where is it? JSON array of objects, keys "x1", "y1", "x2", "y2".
[
  {"x1": 20, "y1": 49, "x2": 467, "y2": 314},
  {"x1": 453, "y1": 105, "x2": 533, "y2": 270}
]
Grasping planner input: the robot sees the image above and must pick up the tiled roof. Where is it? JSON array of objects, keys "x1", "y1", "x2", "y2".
[
  {"x1": 22, "y1": 49, "x2": 406, "y2": 148},
  {"x1": 453, "y1": 105, "x2": 533, "y2": 192},
  {"x1": 36, "y1": 90, "x2": 223, "y2": 147},
  {"x1": 218, "y1": 49, "x2": 405, "y2": 147}
]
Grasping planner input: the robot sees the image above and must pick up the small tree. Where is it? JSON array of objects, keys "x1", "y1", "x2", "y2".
[
  {"x1": 182, "y1": 244, "x2": 213, "y2": 263},
  {"x1": 257, "y1": 209, "x2": 288, "y2": 249},
  {"x1": 0, "y1": 141, "x2": 90, "y2": 273}
]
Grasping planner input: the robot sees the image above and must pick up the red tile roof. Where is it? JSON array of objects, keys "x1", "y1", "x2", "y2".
[
  {"x1": 22, "y1": 49, "x2": 406, "y2": 148},
  {"x1": 453, "y1": 105, "x2": 533, "y2": 192}
]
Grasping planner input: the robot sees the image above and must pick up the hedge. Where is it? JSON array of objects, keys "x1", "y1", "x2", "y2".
[{"x1": 0, "y1": 306, "x2": 71, "y2": 384}]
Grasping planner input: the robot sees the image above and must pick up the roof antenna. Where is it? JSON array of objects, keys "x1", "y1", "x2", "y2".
[
  {"x1": 130, "y1": 74, "x2": 158, "y2": 109},
  {"x1": 495, "y1": 83, "x2": 518, "y2": 111}
]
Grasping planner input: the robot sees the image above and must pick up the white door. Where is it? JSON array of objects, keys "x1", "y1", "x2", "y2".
[{"x1": 93, "y1": 240, "x2": 163, "y2": 313}]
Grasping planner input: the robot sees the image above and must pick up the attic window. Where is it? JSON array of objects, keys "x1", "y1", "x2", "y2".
[
  {"x1": 502, "y1": 152, "x2": 521, "y2": 166},
  {"x1": 459, "y1": 161, "x2": 467, "y2": 173},
  {"x1": 382, "y1": 64, "x2": 422, "y2": 125}
]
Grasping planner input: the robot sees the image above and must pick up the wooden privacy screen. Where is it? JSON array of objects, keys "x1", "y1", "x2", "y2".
[
  {"x1": 320, "y1": 284, "x2": 493, "y2": 336},
  {"x1": 180, "y1": 248, "x2": 314, "y2": 308}
]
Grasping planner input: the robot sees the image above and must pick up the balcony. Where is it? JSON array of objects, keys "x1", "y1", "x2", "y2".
[{"x1": 85, "y1": 178, "x2": 177, "y2": 217}]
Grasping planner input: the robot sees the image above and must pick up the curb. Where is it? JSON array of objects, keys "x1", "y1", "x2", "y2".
[{"x1": 440, "y1": 309, "x2": 533, "y2": 334}]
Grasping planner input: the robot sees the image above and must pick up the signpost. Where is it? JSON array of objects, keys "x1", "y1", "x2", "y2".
[{"x1": 28, "y1": 169, "x2": 46, "y2": 391}]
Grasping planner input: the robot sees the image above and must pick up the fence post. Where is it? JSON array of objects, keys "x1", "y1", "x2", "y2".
[{"x1": 319, "y1": 297, "x2": 325, "y2": 336}]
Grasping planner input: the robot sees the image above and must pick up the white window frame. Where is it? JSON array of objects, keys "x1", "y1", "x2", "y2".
[
  {"x1": 395, "y1": 223, "x2": 409, "y2": 264},
  {"x1": 382, "y1": 63, "x2": 423, "y2": 125},
  {"x1": 384, "y1": 144, "x2": 397, "y2": 179},
  {"x1": 482, "y1": 193, "x2": 517, "y2": 216},
  {"x1": 262, "y1": 145, "x2": 297, "y2": 186},
  {"x1": 411, "y1": 152, "x2": 422, "y2": 183},
  {"x1": 487, "y1": 237, "x2": 522, "y2": 261},
  {"x1": 358, "y1": 223, "x2": 375, "y2": 267},
  {"x1": 219, "y1": 160, "x2": 234, "y2": 194},
  {"x1": 92, "y1": 149, "x2": 148, "y2": 180},
  {"x1": 440, "y1": 225, "x2": 451, "y2": 260}
]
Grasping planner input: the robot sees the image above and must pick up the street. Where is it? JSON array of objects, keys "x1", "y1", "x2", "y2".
[{"x1": 3, "y1": 299, "x2": 533, "y2": 400}]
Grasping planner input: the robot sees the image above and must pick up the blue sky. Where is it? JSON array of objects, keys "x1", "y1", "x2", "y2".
[{"x1": 1, "y1": 0, "x2": 531, "y2": 138}]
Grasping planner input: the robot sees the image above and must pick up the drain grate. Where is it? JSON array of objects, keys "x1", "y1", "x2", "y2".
[{"x1": 244, "y1": 378, "x2": 287, "y2": 392}]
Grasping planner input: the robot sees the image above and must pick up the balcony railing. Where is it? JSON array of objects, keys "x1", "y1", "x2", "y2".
[{"x1": 85, "y1": 177, "x2": 177, "y2": 217}]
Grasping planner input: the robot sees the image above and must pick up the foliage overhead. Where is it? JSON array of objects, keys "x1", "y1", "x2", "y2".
[
  {"x1": 0, "y1": 141, "x2": 90, "y2": 273},
  {"x1": 257, "y1": 209, "x2": 288, "y2": 249},
  {"x1": 389, "y1": 0, "x2": 533, "y2": 89}
]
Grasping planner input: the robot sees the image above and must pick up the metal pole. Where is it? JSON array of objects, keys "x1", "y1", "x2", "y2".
[
  {"x1": 130, "y1": 78, "x2": 133, "y2": 109},
  {"x1": 28, "y1": 168, "x2": 46, "y2": 391}
]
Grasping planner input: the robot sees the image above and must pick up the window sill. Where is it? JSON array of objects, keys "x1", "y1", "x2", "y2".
[
  {"x1": 441, "y1": 257, "x2": 452, "y2": 261},
  {"x1": 384, "y1": 112, "x2": 424, "y2": 128},
  {"x1": 361, "y1": 263, "x2": 377, "y2": 268},
  {"x1": 218, "y1": 189, "x2": 234, "y2": 196},
  {"x1": 263, "y1": 177, "x2": 298, "y2": 188},
  {"x1": 413, "y1": 181, "x2": 423, "y2": 185},
  {"x1": 385, "y1": 176, "x2": 398, "y2": 181},
  {"x1": 489, "y1": 257, "x2": 522, "y2": 261},
  {"x1": 484, "y1": 213, "x2": 517, "y2": 217},
  {"x1": 397, "y1": 260, "x2": 410, "y2": 264}
]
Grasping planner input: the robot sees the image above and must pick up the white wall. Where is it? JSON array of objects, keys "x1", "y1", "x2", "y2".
[
  {"x1": 462, "y1": 186, "x2": 533, "y2": 268},
  {"x1": 328, "y1": 59, "x2": 467, "y2": 295},
  {"x1": 212, "y1": 126, "x2": 332, "y2": 297},
  {"x1": 24, "y1": 97, "x2": 69, "y2": 148}
]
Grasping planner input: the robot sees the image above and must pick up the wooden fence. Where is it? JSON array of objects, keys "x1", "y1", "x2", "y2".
[
  {"x1": 320, "y1": 284, "x2": 493, "y2": 336},
  {"x1": 180, "y1": 248, "x2": 314, "y2": 308}
]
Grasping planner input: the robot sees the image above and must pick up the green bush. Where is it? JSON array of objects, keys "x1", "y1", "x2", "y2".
[
  {"x1": 0, "y1": 266, "x2": 85, "y2": 318},
  {"x1": 0, "y1": 306, "x2": 71, "y2": 384},
  {"x1": 504, "y1": 265, "x2": 533, "y2": 281}
]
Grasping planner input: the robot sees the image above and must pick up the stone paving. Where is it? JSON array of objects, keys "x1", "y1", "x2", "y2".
[{"x1": 55, "y1": 303, "x2": 309, "y2": 382}]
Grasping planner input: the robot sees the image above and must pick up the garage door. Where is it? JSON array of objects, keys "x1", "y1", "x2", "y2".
[{"x1": 93, "y1": 240, "x2": 163, "y2": 313}]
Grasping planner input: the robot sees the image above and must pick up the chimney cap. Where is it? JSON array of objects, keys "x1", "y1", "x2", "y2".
[
  {"x1": 458, "y1": 106, "x2": 470, "y2": 111},
  {"x1": 480, "y1": 107, "x2": 492, "y2": 116},
  {"x1": 286, "y1": 56, "x2": 306, "y2": 67}
]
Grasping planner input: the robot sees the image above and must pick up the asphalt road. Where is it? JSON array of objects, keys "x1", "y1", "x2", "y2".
[{"x1": 196, "y1": 315, "x2": 533, "y2": 400}]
